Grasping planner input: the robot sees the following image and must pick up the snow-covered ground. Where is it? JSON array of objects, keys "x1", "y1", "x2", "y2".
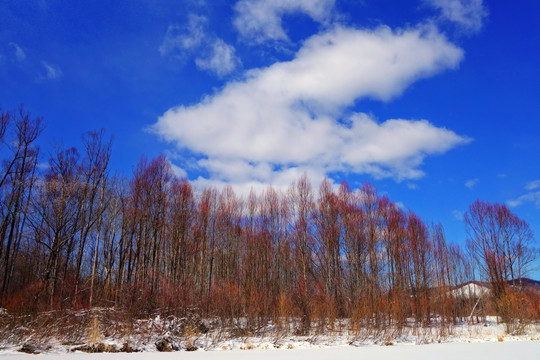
[
  {"x1": 1, "y1": 309, "x2": 539, "y2": 358},
  {"x1": 0, "y1": 341, "x2": 539, "y2": 360}
]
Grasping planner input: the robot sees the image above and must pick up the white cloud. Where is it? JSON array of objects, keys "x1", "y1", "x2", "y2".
[
  {"x1": 507, "y1": 180, "x2": 540, "y2": 208},
  {"x1": 234, "y1": 0, "x2": 335, "y2": 42},
  {"x1": 169, "y1": 162, "x2": 188, "y2": 179},
  {"x1": 507, "y1": 191, "x2": 540, "y2": 208},
  {"x1": 192, "y1": 163, "x2": 328, "y2": 196},
  {"x1": 160, "y1": 14, "x2": 239, "y2": 76},
  {"x1": 159, "y1": 14, "x2": 207, "y2": 56},
  {"x1": 452, "y1": 209, "x2": 464, "y2": 220},
  {"x1": 39, "y1": 61, "x2": 62, "y2": 80},
  {"x1": 426, "y1": 0, "x2": 488, "y2": 33},
  {"x1": 9, "y1": 42, "x2": 26, "y2": 62},
  {"x1": 153, "y1": 25, "x2": 469, "y2": 191},
  {"x1": 525, "y1": 180, "x2": 540, "y2": 191},
  {"x1": 195, "y1": 39, "x2": 240, "y2": 77},
  {"x1": 465, "y1": 178, "x2": 479, "y2": 189}
]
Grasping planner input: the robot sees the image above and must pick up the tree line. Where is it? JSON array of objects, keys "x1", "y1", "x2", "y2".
[{"x1": 0, "y1": 106, "x2": 538, "y2": 333}]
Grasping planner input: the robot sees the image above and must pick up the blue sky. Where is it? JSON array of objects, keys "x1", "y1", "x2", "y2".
[{"x1": 1, "y1": 0, "x2": 539, "y2": 273}]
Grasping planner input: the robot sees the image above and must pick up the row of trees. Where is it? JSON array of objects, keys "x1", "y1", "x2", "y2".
[{"x1": 0, "y1": 106, "x2": 538, "y2": 333}]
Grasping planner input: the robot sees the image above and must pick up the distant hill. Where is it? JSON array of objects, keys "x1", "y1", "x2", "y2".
[
  {"x1": 506, "y1": 278, "x2": 540, "y2": 289},
  {"x1": 448, "y1": 278, "x2": 540, "y2": 299}
]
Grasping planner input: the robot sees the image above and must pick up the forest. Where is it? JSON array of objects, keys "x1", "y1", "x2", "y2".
[{"x1": 0, "y1": 106, "x2": 539, "y2": 342}]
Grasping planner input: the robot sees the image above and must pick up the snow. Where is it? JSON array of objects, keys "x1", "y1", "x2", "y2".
[
  {"x1": 0, "y1": 341, "x2": 539, "y2": 360},
  {"x1": 1, "y1": 309, "x2": 539, "y2": 358},
  {"x1": 450, "y1": 282, "x2": 490, "y2": 298}
]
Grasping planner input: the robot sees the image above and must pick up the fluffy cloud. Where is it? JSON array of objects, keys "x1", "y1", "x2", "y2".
[
  {"x1": 160, "y1": 14, "x2": 239, "y2": 76},
  {"x1": 159, "y1": 14, "x2": 207, "y2": 56},
  {"x1": 195, "y1": 39, "x2": 241, "y2": 77},
  {"x1": 234, "y1": 0, "x2": 335, "y2": 42},
  {"x1": 426, "y1": 0, "x2": 488, "y2": 33},
  {"x1": 153, "y1": 25, "x2": 469, "y2": 191},
  {"x1": 169, "y1": 161, "x2": 188, "y2": 179}
]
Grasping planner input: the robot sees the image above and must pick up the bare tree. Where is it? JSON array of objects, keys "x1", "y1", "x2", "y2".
[
  {"x1": 465, "y1": 200, "x2": 537, "y2": 323},
  {"x1": 0, "y1": 106, "x2": 42, "y2": 297},
  {"x1": 30, "y1": 147, "x2": 81, "y2": 308}
]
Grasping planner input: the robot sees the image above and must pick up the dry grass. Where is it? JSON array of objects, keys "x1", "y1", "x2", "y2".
[
  {"x1": 87, "y1": 317, "x2": 103, "y2": 344},
  {"x1": 1, "y1": 308, "x2": 539, "y2": 353}
]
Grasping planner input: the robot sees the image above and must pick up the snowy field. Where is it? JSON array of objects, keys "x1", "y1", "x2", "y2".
[
  {"x1": 0, "y1": 341, "x2": 539, "y2": 360},
  {"x1": 2, "y1": 312, "x2": 539, "y2": 359}
]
